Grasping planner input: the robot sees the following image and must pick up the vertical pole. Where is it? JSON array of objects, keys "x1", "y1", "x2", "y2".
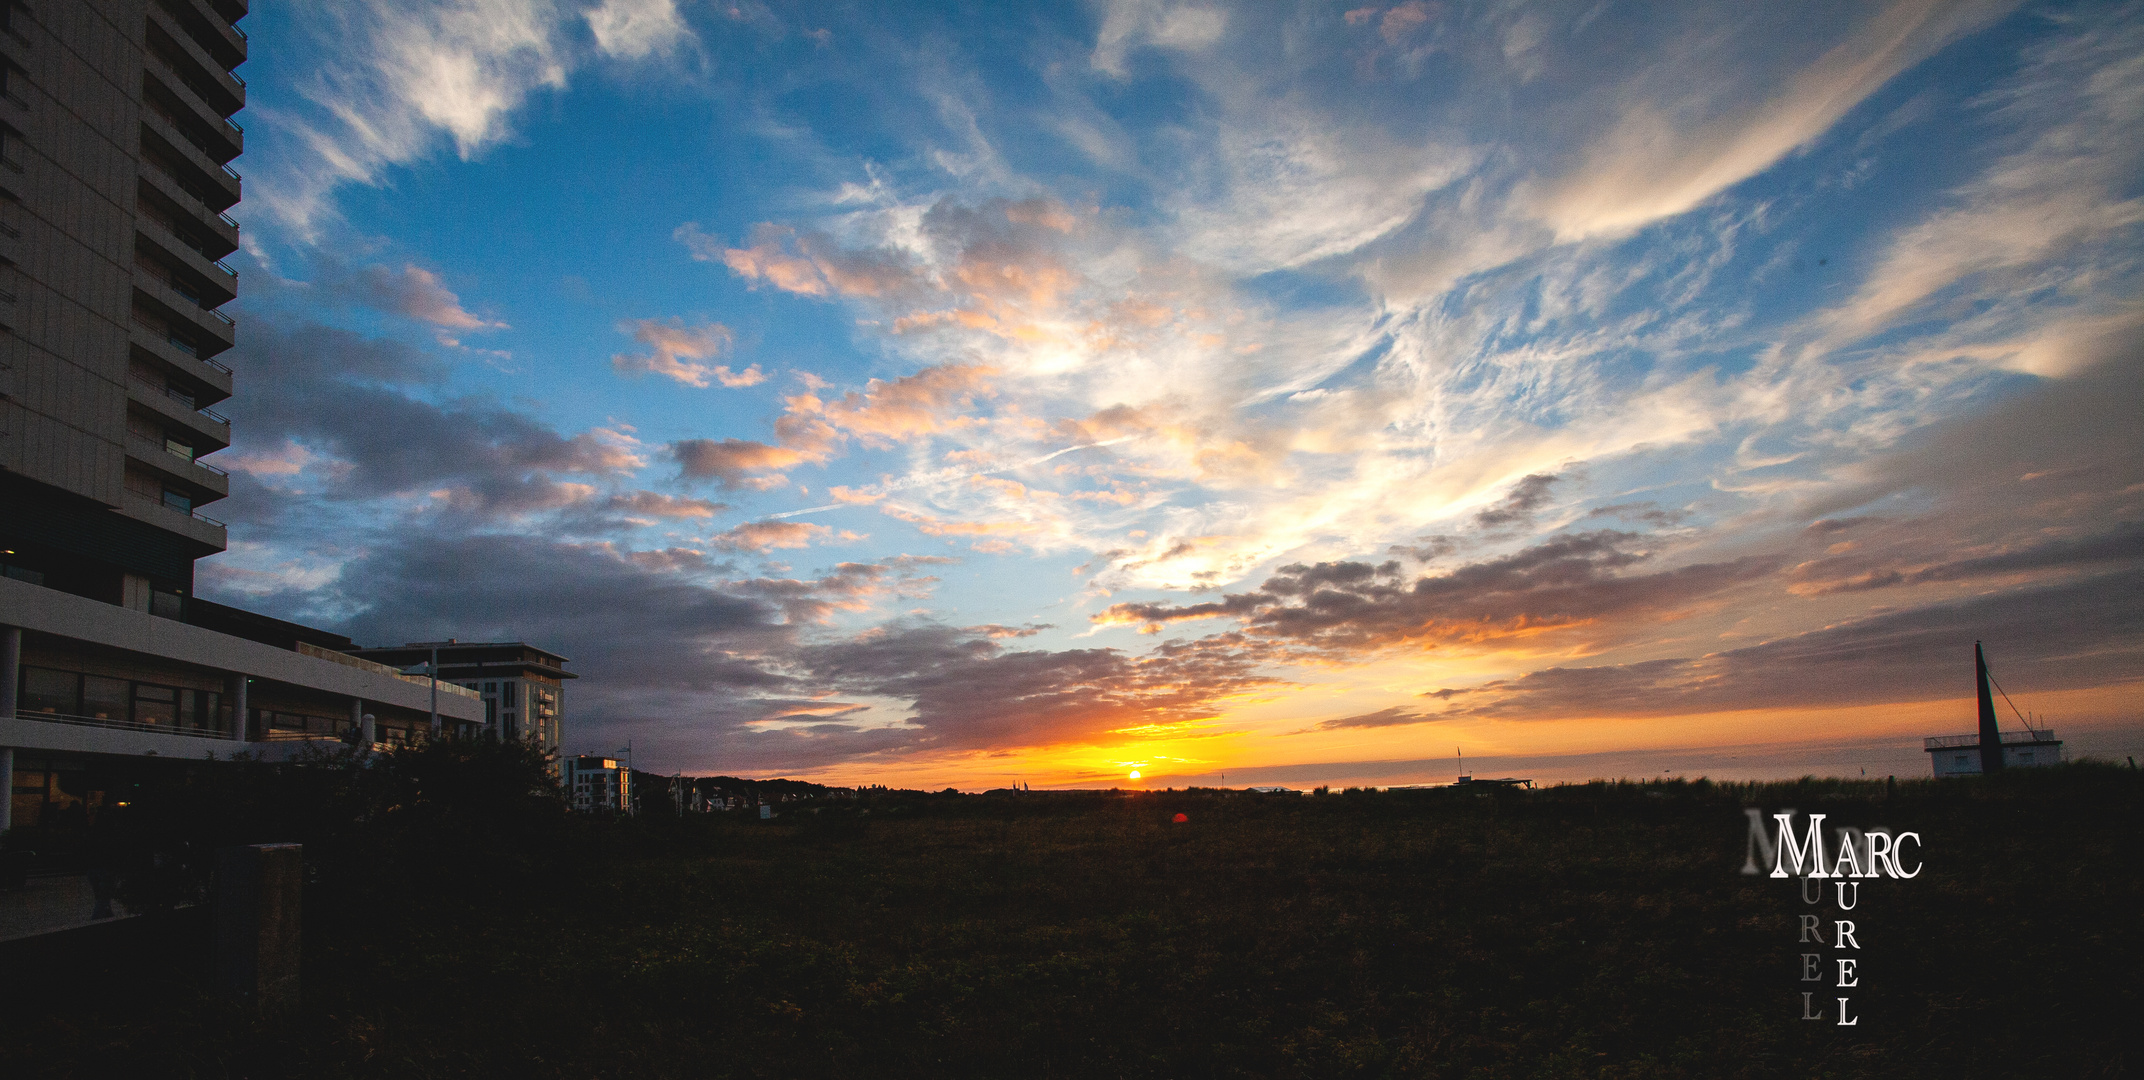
[
  {"x1": 428, "y1": 645, "x2": 439, "y2": 736},
  {"x1": 214, "y1": 844, "x2": 303, "y2": 1012},
  {"x1": 0, "y1": 747, "x2": 13, "y2": 835},
  {"x1": 349, "y1": 697, "x2": 362, "y2": 743},
  {"x1": 1975, "y1": 641, "x2": 2004, "y2": 774},
  {"x1": 1, "y1": 625, "x2": 18, "y2": 833},
  {"x1": 229, "y1": 673, "x2": 249, "y2": 744},
  {"x1": 1, "y1": 625, "x2": 20, "y2": 720}
]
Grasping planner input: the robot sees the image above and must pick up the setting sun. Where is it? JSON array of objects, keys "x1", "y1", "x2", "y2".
[{"x1": 1128, "y1": 770, "x2": 1141, "y2": 780}]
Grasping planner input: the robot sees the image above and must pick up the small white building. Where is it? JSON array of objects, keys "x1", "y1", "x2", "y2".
[
  {"x1": 562, "y1": 755, "x2": 631, "y2": 813},
  {"x1": 1924, "y1": 731, "x2": 2064, "y2": 776}
]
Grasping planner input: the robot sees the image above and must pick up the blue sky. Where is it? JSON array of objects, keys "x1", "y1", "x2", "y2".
[{"x1": 203, "y1": 0, "x2": 2144, "y2": 787}]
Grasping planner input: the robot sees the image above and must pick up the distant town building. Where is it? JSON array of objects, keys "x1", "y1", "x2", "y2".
[
  {"x1": 345, "y1": 642, "x2": 572, "y2": 751},
  {"x1": 1924, "y1": 731, "x2": 2064, "y2": 776},
  {"x1": 562, "y1": 755, "x2": 630, "y2": 814}
]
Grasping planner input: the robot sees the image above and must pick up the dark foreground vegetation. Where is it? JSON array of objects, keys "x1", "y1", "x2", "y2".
[{"x1": 2, "y1": 745, "x2": 2137, "y2": 1079}]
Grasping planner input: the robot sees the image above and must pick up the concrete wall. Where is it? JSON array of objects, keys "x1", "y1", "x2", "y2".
[{"x1": 1, "y1": 575, "x2": 485, "y2": 725}]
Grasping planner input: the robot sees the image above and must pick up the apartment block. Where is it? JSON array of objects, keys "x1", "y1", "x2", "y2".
[
  {"x1": 0, "y1": 0, "x2": 497, "y2": 838},
  {"x1": 345, "y1": 641, "x2": 573, "y2": 751},
  {"x1": 560, "y1": 755, "x2": 629, "y2": 814}
]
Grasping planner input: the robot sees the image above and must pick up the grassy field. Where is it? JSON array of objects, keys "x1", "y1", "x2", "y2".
[{"x1": 2, "y1": 760, "x2": 2137, "y2": 1078}]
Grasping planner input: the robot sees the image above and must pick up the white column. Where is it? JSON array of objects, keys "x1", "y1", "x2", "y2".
[
  {"x1": 229, "y1": 673, "x2": 249, "y2": 742},
  {"x1": 0, "y1": 747, "x2": 13, "y2": 834},
  {"x1": 1, "y1": 625, "x2": 20, "y2": 720},
  {"x1": 2, "y1": 626, "x2": 18, "y2": 835}
]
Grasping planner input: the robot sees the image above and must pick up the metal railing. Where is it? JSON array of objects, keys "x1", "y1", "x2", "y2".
[
  {"x1": 190, "y1": 509, "x2": 225, "y2": 527},
  {"x1": 193, "y1": 457, "x2": 227, "y2": 477},
  {"x1": 7, "y1": 709, "x2": 239, "y2": 740},
  {"x1": 144, "y1": 380, "x2": 230, "y2": 425}
]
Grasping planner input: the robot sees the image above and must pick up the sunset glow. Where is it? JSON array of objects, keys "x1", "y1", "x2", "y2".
[{"x1": 206, "y1": 0, "x2": 2142, "y2": 787}]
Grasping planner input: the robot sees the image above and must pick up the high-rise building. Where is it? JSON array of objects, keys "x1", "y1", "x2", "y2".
[
  {"x1": 4, "y1": 0, "x2": 248, "y2": 605},
  {"x1": 1, "y1": 0, "x2": 487, "y2": 836}
]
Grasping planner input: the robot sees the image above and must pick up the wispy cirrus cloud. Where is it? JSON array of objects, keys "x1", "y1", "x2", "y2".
[
  {"x1": 259, "y1": 0, "x2": 578, "y2": 233},
  {"x1": 585, "y1": 0, "x2": 693, "y2": 59}
]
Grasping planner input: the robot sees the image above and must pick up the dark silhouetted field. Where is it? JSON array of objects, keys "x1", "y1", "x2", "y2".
[{"x1": 2, "y1": 753, "x2": 2136, "y2": 1079}]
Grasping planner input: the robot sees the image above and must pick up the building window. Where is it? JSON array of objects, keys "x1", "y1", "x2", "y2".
[
  {"x1": 151, "y1": 589, "x2": 186, "y2": 619},
  {"x1": 81, "y1": 676, "x2": 129, "y2": 720},
  {"x1": 162, "y1": 488, "x2": 192, "y2": 513},
  {"x1": 1955, "y1": 755, "x2": 1969, "y2": 767},
  {"x1": 133, "y1": 684, "x2": 179, "y2": 725},
  {"x1": 503, "y1": 682, "x2": 517, "y2": 707},
  {"x1": 21, "y1": 667, "x2": 81, "y2": 715}
]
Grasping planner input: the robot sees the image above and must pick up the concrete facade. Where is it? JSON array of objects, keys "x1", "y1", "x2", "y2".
[
  {"x1": 3, "y1": 0, "x2": 246, "y2": 610},
  {"x1": 3, "y1": 574, "x2": 485, "y2": 830},
  {"x1": 348, "y1": 641, "x2": 573, "y2": 752},
  {"x1": 561, "y1": 755, "x2": 629, "y2": 814}
]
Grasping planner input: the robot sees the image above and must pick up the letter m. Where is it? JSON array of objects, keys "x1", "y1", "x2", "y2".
[
  {"x1": 1741, "y1": 808, "x2": 1785, "y2": 875},
  {"x1": 1772, "y1": 812, "x2": 1828, "y2": 878}
]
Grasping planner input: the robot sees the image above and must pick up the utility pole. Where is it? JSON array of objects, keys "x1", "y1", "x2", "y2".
[{"x1": 428, "y1": 643, "x2": 440, "y2": 735}]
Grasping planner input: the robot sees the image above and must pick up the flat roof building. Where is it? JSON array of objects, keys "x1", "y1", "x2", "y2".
[
  {"x1": 561, "y1": 755, "x2": 629, "y2": 815},
  {"x1": 345, "y1": 642, "x2": 573, "y2": 752}
]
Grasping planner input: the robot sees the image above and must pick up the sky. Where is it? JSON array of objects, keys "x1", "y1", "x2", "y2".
[{"x1": 201, "y1": 0, "x2": 2144, "y2": 789}]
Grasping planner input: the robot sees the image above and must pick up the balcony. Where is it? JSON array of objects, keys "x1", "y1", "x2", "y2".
[
  {"x1": 139, "y1": 162, "x2": 240, "y2": 257},
  {"x1": 135, "y1": 275, "x2": 236, "y2": 356},
  {"x1": 137, "y1": 217, "x2": 237, "y2": 306},
  {"x1": 8, "y1": 708, "x2": 237, "y2": 741},
  {"x1": 129, "y1": 324, "x2": 234, "y2": 400},
  {"x1": 142, "y1": 64, "x2": 242, "y2": 164},
  {"x1": 126, "y1": 431, "x2": 231, "y2": 503},
  {"x1": 144, "y1": 7, "x2": 245, "y2": 116},
  {"x1": 143, "y1": 82, "x2": 240, "y2": 167},
  {"x1": 140, "y1": 114, "x2": 240, "y2": 211},
  {"x1": 126, "y1": 377, "x2": 231, "y2": 451},
  {"x1": 155, "y1": 0, "x2": 247, "y2": 71},
  {"x1": 120, "y1": 489, "x2": 228, "y2": 550}
]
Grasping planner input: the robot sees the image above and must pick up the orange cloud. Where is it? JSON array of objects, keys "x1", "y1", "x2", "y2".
[
  {"x1": 687, "y1": 222, "x2": 918, "y2": 298},
  {"x1": 793, "y1": 364, "x2": 996, "y2": 447},
  {"x1": 670, "y1": 438, "x2": 823, "y2": 489},
  {"x1": 610, "y1": 318, "x2": 762, "y2": 388},
  {"x1": 712, "y1": 520, "x2": 831, "y2": 553}
]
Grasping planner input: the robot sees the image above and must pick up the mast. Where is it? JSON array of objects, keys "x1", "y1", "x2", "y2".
[{"x1": 1975, "y1": 641, "x2": 2004, "y2": 774}]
